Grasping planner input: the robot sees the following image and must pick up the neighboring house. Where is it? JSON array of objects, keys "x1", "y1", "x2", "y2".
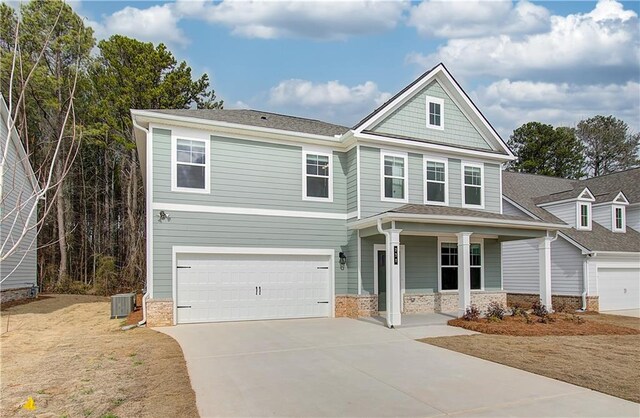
[
  {"x1": 502, "y1": 170, "x2": 640, "y2": 312},
  {"x1": 131, "y1": 63, "x2": 566, "y2": 328},
  {"x1": 0, "y1": 96, "x2": 40, "y2": 303}
]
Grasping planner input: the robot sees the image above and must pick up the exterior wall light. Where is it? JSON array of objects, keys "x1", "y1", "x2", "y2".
[
  {"x1": 339, "y1": 252, "x2": 347, "y2": 270},
  {"x1": 158, "y1": 211, "x2": 171, "y2": 222}
]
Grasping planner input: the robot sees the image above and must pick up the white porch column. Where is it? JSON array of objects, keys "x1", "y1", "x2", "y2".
[
  {"x1": 538, "y1": 236, "x2": 553, "y2": 310},
  {"x1": 385, "y1": 228, "x2": 402, "y2": 328},
  {"x1": 457, "y1": 232, "x2": 472, "y2": 317}
]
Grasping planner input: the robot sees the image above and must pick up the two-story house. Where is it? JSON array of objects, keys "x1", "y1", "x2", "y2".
[
  {"x1": 131, "y1": 64, "x2": 566, "y2": 328},
  {"x1": 502, "y1": 170, "x2": 640, "y2": 312}
]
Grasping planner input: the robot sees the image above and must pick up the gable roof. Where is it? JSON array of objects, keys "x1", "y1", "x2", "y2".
[
  {"x1": 352, "y1": 63, "x2": 514, "y2": 157},
  {"x1": 139, "y1": 109, "x2": 349, "y2": 138},
  {"x1": 503, "y1": 170, "x2": 640, "y2": 252},
  {"x1": 534, "y1": 186, "x2": 595, "y2": 205}
]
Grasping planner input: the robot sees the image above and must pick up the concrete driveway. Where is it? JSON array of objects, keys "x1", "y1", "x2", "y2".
[
  {"x1": 160, "y1": 318, "x2": 639, "y2": 417},
  {"x1": 603, "y1": 309, "x2": 640, "y2": 318}
]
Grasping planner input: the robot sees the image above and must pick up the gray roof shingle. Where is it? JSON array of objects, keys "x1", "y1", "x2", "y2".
[
  {"x1": 388, "y1": 204, "x2": 554, "y2": 223},
  {"x1": 503, "y1": 170, "x2": 640, "y2": 252},
  {"x1": 142, "y1": 109, "x2": 350, "y2": 137}
]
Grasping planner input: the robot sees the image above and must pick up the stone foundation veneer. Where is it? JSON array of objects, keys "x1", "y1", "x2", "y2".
[
  {"x1": 404, "y1": 291, "x2": 507, "y2": 314},
  {"x1": 507, "y1": 293, "x2": 599, "y2": 312},
  {"x1": 0, "y1": 287, "x2": 35, "y2": 304},
  {"x1": 146, "y1": 298, "x2": 173, "y2": 327}
]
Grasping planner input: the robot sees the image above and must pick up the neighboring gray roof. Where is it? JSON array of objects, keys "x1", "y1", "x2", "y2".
[
  {"x1": 143, "y1": 109, "x2": 349, "y2": 137},
  {"x1": 388, "y1": 204, "x2": 562, "y2": 224},
  {"x1": 533, "y1": 187, "x2": 591, "y2": 205},
  {"x1": 503, "y1": 170, "x2": 640, "y2": 252}
]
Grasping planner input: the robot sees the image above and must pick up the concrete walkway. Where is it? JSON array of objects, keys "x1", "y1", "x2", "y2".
[
  {"x1": 603, "y1": 309, "x2": 640, "y2": 318},
  {"x1": 159, "y1": 318, "x2": 639, "y2": 417}
]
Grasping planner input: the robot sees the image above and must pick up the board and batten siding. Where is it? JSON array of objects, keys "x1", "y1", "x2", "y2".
[
  {"x1": 359, "y1": 146, "x2": 502, "y2": 218},
  {"x1": 502, "y1": 236, "x2": 584, "y2": 296},
  {"x1": 152, "y1": 210, "x2": 349, "y2": 298},
  {"x1": 152, "y1": 127, "x2": 347, "y2": 214},
  {"x1": 371, "y1": 80, "x2": 492, "y2": 151},
  {"x1": 0, "y1": 116, "x2": 37, "y2": 290}
]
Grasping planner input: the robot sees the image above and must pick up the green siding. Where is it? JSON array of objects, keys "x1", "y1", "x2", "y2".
[
  {"x1": 152, "y1": 129, "x2": 346, "y2": 213},
  {"x1": 346, "y1": 147, "x2": 357, "y2": 215},
  {"x1": 345, "y1": 230, "x2": 359, "y2": 294},
  {"x1": 360, "y1": 235, "x2": 385, "y2": 294},
  {"x1": 484, "y1": 163, "x2": 501, "y2": 213},
  {"x1": 448, "y1": 159, "x2": 461, "y2": 207},
  {"x1": 484, "y1": 239, "x2": 501, "y2": 290},
  {"x1": 371, "y1": 81, "x2": 492, "y2": 151},
  {"x1": 152, "y1": 210, "x2": 349, "y2": 298}
]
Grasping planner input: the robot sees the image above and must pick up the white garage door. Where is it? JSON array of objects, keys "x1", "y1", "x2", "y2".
[
  {"x1": 598, "y1": 268, "x2": 640, "y2": 311},
  {"x1": 176, "y1": 253, "x2": 332, "y2": 324}
]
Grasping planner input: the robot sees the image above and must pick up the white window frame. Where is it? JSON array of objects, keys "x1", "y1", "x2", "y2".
[
  {"x1": 380, "y1": 150, "x2": 408, "y2": 203},
  {"x1": 426, "y1": 95, "x2": 444, "y2": 130},
  {"x1": 423, "y1": 156, "x2": 448, "y2": 206},
  {"x1": 461, "y1": 162, "x2": 484, "y2": 209},
  {"x1": 576, "y1": 202, "x2": 591, "y2": 231},
  {"x1": 437, "y1": 237, "x2": 484, "y2": 292},
  {"x1": 302, "y1": 148, "x2": 333, "y2": 202},
  {"x1": 171, "y1": 131, "x2": 210, "y2": 194},
  {"x1": 612, "y1": 205, "x2": 626, "y2": 233}
]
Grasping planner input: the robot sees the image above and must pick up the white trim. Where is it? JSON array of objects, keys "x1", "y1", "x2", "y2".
[
  {"x1": 147, "y1": 124, "x2": 155, "y2": 298},
  {"x1": 170, "y1": 127, "x2": 211, "y2": 194},
  {"x1": 461, "y1": 161, "x2": 484, "y2": 209},
  {"x1": 357, "y1": 230, "x2": 362, "y2": 295},
  {"x1": 356, "y1": 145, "x2": 362, "y2": 220},
  {"x1": 171, "y1": 246, "x2": 336, "y2": 325},
  {"x1": 346, "y1": 211, "x2": 358, "y2": 220},
  {"x1": 152, "y1": 202, "x2": 352, "y2": 220},
  {"x1": 302, "y1": 148, "x2": 333, "y2": 202},
  {"x1": 502, "y1": 196, "x2": 541, "y2": 220},
  {"x1": 576, "y1": 202, "x2": 592, "y2": 231},
  {"x1": 613, "y1": 191, "x2": 629, "y2": 205},
  {"x1": 437, "y1": 237, "x2": 484, "y2": 292},
  {"x1": 578, "y1": 188, "x2": 595, "y2": 201},
  {"x1": 425, "y1": 95, "x2": 445, "y2": 130},
  {"x1": 423, "y1": 156, "x2": 449, "y2": 206},
  {"x1": 612, "y1": 205, "x2": 626, "y2": 233},
  {"x1": 380, "y1": 150, "x2": 409, "y2": 203},
  {"x1": 499, "y1": 165, "x2": 503, "y2": 214},
  {"x1": 373, "y1": 244, "x2": 405, "y2": 302}
]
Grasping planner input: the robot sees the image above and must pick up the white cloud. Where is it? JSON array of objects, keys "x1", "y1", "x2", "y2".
[
  {"x1": 88, "y1": 4, "x2": 187, "y2": 47},
  {"x1": 268, "y1": 79, "x2": 391, "y2": 124},
  {"x1": 177, "y1": 0, "x2": 409, "y2": 40},
  {"x1": 472, "y1": 79, "x2": 640, "y2": 138},
  {"x1": 407, "y1": 0, "x2": 639, "y2": 84},
  {"x1": 408, "y1": 0, "x2": 549, "y2": 38}
]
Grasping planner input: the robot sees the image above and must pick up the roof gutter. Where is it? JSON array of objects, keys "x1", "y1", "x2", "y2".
[{"x1": 349, "y1": 212, "x2": 569, "y2": 231}]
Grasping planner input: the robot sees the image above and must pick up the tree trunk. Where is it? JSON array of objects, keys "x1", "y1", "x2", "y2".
[{"x1": 55, "y1": 161, "x2": 68, "y2": 284}]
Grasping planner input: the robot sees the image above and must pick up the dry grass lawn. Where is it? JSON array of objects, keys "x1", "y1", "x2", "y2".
[
  {"x1": 423, "y1": 313, "x2": 640, "y2": 403},
  {"x1": 1, "y1": 294, "x2": 198, "y2": 418}
]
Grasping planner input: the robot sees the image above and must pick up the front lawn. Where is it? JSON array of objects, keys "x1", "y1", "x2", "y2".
[{"x1": 421, "y1": 312, "x2": 640, "y2": 403}]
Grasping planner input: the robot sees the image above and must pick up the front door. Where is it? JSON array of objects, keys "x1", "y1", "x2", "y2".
[{"x1": 377, "y1": 250, "x2": 386, "y2": 311}]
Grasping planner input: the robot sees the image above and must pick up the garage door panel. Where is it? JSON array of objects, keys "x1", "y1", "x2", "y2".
[
  {"x1": 598, "y1": 268, "x2": 640, "y2": 311},
  {"x1": 176, "y1": 252, "x2": 331, "y2": 324}
]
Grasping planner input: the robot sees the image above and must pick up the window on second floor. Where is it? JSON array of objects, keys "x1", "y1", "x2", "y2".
[
  {"x1": 426, "y1": 96, "x2": 444, "y2": 130},
  {"x1": 173, "y1": 138, "x2": 209, "y2": 193},
  {"x1": 612, "y1": 206, "x2": 626, "y2": 232},
  {"x1": 577, "y1": 202, "x2": 591, "y2": 230},
  {"x1": 303, "y1": 151, "x2": 332, "y2": 201},
  {"x1": 462, "y1": 163, "x2": 483, "y2": 208},
  {"x1": 424, "y1": 158, "x2": 448, "y2": 205},
  {"x1": 381, "y1": 151, "x2": 408, "y2": 202}
]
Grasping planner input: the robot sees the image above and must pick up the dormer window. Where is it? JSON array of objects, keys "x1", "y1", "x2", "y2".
[
  {"x1": 426, "y1": 96, "x2": 444, "y2": 130},
  {"x1": 577, "y1": 203, "x2": 591, "y2": 230},
  {"x1": 612, "y1": 206, "x2": 626, "y2": 232}
]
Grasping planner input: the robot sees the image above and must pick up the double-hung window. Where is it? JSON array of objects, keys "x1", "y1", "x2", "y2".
[
  {"x1": 612, "y1": 206, "x2": 625, "y2": 232},
  {"x1": 426, "y1": 96, "x2": 444, "y2": 130},
  {"x1": 425, "y1": 158, "x2": 447, "y2": 205},
  {"x1": 577, "y1": 203, "x2": 591, "y2": 230},
  {"x1": 439, "y1": 241, "x2": 482, "y2": 291},
  {"x1": 462, "y1": 163, "x2": 483, "y2": 207},
  {"x1": 303, "y1": 150, "x2": 332, "y2": 201},
  {"x1": 381, "y1": 151, "x2": 407, "y2": 202},
  {"x1": 173, "y1": 137, "x2": 209, "y2": 193}
]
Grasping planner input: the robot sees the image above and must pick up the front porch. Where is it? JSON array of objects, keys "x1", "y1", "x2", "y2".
[{"x1": 345, "y1": 205, "x2": 567, "y2": 328}]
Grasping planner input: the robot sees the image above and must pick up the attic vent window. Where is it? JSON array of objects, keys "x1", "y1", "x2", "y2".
[{"x1": 426, "y1": 96, "x2": 444, "y2": 130}]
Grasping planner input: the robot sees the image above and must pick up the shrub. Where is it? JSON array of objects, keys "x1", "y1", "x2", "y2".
[
  {"x1": 485, "y1": 301, "x2": 506, "y2": 320},
  {"x1": 462, "y1": 305, "x2": 480, "y2": 321},
  {"x1": 531, "y1": 300, "x2": 549, "y2": 317},
  {"x1": 94, "y1": 255, "x2": 118, "y2": 296},
  {"x1": 510, "y1": 303, "x2": 526, "y2": 317},
  {"x1": 55, "y1": 277, "x2": 90, "y2": 294},
  {"x1": 523, "y1": 311, "x2": 534, "y2": 324}
]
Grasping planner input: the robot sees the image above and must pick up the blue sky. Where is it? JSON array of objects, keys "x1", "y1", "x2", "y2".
[{"x1": 73, "y1": 0, "x2": 639, "y2": 138}]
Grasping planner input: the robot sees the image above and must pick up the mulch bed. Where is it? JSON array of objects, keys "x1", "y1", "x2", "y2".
[
  {"x1": 125, "y1": 307, "x2": 143, "y2": 325},
  {"x1": 449, "y1": 313, "x2": 640, "y2": 336},
  {"x1": 1, "y1": 295, "x2": 52, "y2": 311}
]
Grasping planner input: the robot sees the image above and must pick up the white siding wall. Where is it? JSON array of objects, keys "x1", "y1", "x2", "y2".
[
  {"x1": 627, "y1": 206, "x2": 640, "y2": 230},
  {"x1": 503, "y1": 236, "x2": 584, "y2": 296},
  {"x1": 544, "y1": 202, "x2": 576, "y2": 227},
  {"x1": 592, "y1": 205, "x2": 612, "y2": 230}
]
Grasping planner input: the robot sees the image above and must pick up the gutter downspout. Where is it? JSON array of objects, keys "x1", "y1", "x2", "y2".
[
  {"x1": 377, "y1": 219, "x2": 392, "y2": 328},
  {"x1": 132, "y1": 118, "x2": 150, "y2": 327},
  {"x1": 581, "y1": 254, "x2": 593, "y2": 311}
]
